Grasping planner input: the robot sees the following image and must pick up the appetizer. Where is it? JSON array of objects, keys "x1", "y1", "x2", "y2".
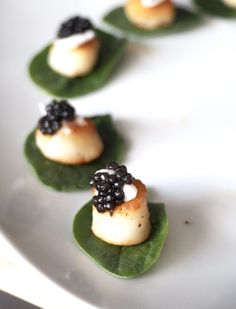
[
  {"x1": 103, "y1": 1, "x2": 202, "y2": 37},
  {"x1": 36, "y1": 100, "x2": 103, "y2": 164},
  {"x1": 24, "y1": 104, "x2": 125, "y2": 191},
  {"x1": 73, "y1": 162, "x2": 168, "y2": 278},
  {"x1": 48, "y1": 16, "x2": 100, "y2": 77},
  {"x1": 90, "y1": 162, "x2": 151, "y2": 245},
  {"x1": 125, "y1": 0, "x2": 176, "y2": 30},
  {"x1": 29, "y1": 16, "x2": 127, "y2": 98}
]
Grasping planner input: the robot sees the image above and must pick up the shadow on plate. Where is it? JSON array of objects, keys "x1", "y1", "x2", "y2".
[{"x1": 145, "y1": 187, "x2": 211, "y2": 277}]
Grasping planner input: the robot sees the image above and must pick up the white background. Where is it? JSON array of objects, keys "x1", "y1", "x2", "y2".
[{"x1": 0, "y1": 0, "x2": 236, "y2": 308}]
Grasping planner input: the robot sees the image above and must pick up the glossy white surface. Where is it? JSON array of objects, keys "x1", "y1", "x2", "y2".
[
  {"x1": 0, "y1": 235, "x2": 94, "y2": 309},
  {"x1": 1, "y1": 0, "x2": 236, "y2": 308}
]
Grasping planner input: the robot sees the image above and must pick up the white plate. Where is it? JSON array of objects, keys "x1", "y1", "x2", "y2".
[{"x1": 1, "y1": 0, "x2": 236, "y2": 308}]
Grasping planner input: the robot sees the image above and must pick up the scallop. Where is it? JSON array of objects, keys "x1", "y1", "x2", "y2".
[
  {"x1": 35, "y1": 118, "x2": 103, "y2": 164},
  {"x1": 125, "y1": 0, "x2": 175, "y2": 30},
  {"x1": 48, "y1": 37, "x2": 100, "y2": 78},
  {"x1": 91, "y1": 179, "x2": 151, "y2": 246}
]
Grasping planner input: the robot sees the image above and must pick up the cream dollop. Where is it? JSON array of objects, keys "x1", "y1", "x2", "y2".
[
  {"x1": 141, "y1": 0, "x2": 165, "y2": 7},
  {"x1": 123, "y1": 183, "x2": 137, "y2": 201},
  {"x1": 95, "y1": 168, "x2": 116, "y2": 176},
  {"x1": 54, "y1": 30, "x2": 96, "y2": 50},
  {"x1": 75, "y1": 116, "x2": 87, "y2": 126},
  {"x1": 38, "y1": 102, "x2": 47, "y2": 115},
  {"x1": 95, "y1": 168, "x2": 138, "y2": 202},
  {"x1": 61, "y1": 116, "x2": 87, "y2": 135}
]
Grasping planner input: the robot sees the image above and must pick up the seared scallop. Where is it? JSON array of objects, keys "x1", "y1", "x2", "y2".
[
  {"x1": 36, "y1": 118, "x2": 103, "y2": 164},
  {"x1": 47, "y1": 16, "x2": 100, "y2": 77},
  {"x1": 48, "y1": 37, "x2": 100, "y2": 78},
  {"x1": 125, "y1": 0, "x2": 176, "y2": 30},
  {"x1": 92, "y1": 179, "x2": 151, "y2": 246}
]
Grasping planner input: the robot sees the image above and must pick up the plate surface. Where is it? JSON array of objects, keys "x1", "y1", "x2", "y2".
[{"x1": 1, "y1": 0, "x2": 236, "y2": 308}]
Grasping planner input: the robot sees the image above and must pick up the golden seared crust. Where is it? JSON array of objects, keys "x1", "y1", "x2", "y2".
[
  {"x1": 52, "y1": 36, "x2": 100, "y2": 52},
  {"x1": 48, "y1": 37, "x2": 100, "y2": 78},
  {"x1": 115, "y1": 179, "x2": 147, "y2": 213},
  {"x1": 35, "y1": 118, "x2": 103, "y2": 164},
  {"x1": 125, "y1": 0, "x2": 175, "y2": 30},
  {"x1": 63, "y1": 118, "x2": 96, "y2": 134},
  {"x1": 76, "y1": 37, "x2": 100, "y2": 51},
  {"x1": 92, "y1": 203, "x2": 151, "y2": 246},
  {"x1": 91, "y1": 179, "x2": 150, "y2": 245}
]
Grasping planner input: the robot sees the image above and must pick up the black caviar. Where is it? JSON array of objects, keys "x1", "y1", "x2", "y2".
[
  {"x1": 38, "y1": 116, "x2": 61, "y2": 135},
  {"x1": 38, "y1": 100, "x2": 75, "y2": 135},
  {"x1": 57, "y1": 16, "x2": 93, "y2": 39},
  {"x1": 46, "y1": 100, "x2": 75, "y2": 121},
  {"x1": 90, "y1": 162, "x2": 134, "y2": 213}
]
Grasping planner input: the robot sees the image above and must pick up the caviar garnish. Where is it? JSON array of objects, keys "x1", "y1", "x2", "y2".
[
  {"x1": 38, "y1": 116, "x2": 61, "y2": 135},
  {"x1": 46, "y1": 100, "x2": 75, "y2": 121},
  {"x1": 90, "y1": 162, "x2": 134, "y2": 213},
  {"x1": 105, "y1": 161, "x2": 119, "y2": 170},
  {"x1": 38, "y1": 100, "x2": 75, "y2": 135},
  {"x1": 57, "y1": 16, "x2": 93, "y2": 39},
  {"x1": 58, "y1": 101, "x2": 75, "y2": 121}
]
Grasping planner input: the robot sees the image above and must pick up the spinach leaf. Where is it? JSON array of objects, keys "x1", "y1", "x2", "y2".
[
  {"x1": 73, "y1": 201, "x2": 168, "y2": 278},
  {"x1": 103, "y1": 7, "x2": 202, "y2": 37},
  {"x1": 24, "y1": 115, "x2": 125, "y2": 191},
  {"x1": 29, "y1": 30, "x2": 127, "y2": 98}
]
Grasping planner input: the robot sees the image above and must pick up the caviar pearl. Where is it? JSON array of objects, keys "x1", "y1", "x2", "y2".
[
  {"x1": 38, "y1": 100, "x2": 75, "y2": 135},
  {"x1": 105, "y1": 161, "x2": 119, "y2": 170},
  {"x1": 38, "y1": 116, "x2": 61, "y2": 135},
  {"x1": 57, "y1": 16, "x2": 93, "y2": 39},
  {"x1": 90, "y1": 162, "x2": 136, "y2": 213}
]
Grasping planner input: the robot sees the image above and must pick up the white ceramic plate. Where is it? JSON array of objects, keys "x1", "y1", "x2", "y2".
[{"x1": 1, "y1": 0, "x2": 236, "y2": 308}]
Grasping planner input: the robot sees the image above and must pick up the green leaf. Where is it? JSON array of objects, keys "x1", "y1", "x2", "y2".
[
  {"x1": 103, "y1": 6, "x2": 202, "y2": 37},
  {"x1": 193, "y1": 0, "x2": 236, "y2": 18},
  {"x1": 73, "y1": 201, "x2": 168, "y2": 278},
  {"x1": 29, "y1": 30, "x2": 127, "y2": 98},
  {"x1": 24, "y1": 115, "x2": 125, "y2": 191}
]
